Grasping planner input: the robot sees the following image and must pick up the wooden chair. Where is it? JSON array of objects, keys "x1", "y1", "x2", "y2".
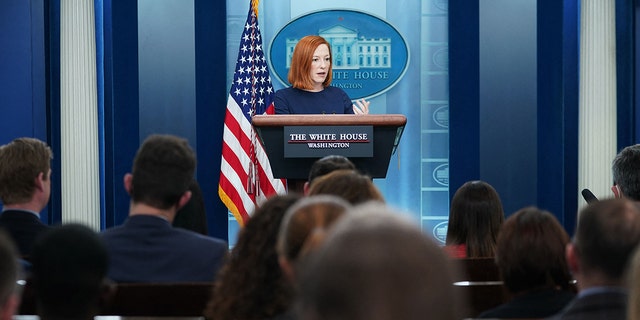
[
  {"x1": 19, "y1": 282, "x2": 215, "y2": 317},
  {"x1": 452, "y1": 257, "x2": 501, "y2": 282},
  {"x1": 102, "y1": 282, "x2": 214, "y2": 316},
  {"x1": 451, "y1": 257, "x2": 509, "y2": 318}
]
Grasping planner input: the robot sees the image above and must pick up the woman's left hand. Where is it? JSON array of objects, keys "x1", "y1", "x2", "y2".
[{"x1": 352, "y1": 99, "x2": 370, "y2": 115}]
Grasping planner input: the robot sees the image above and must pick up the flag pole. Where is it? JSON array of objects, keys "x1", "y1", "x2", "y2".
[
  {"x1": 252, "y1": 0, "x2": 260, "y2": 17},
  {"x1": 248, "y1": 0, "x2": 259, "y2": 197}
]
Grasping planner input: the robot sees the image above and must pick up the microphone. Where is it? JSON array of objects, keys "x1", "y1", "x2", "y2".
[{"x1": 581, "y1": 189, "x2": 598, "y2": 204}]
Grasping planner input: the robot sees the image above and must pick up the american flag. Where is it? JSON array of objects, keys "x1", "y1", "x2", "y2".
[{"x1": 219, "y1": 0, "x2": 286, "y2": 227}]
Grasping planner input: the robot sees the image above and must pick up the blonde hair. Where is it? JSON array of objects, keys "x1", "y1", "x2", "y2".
[
  {"x1": 0, "y1": 138, "x2": 52, "y2": 204},
  {"x1": 277, "y1": 195, "x2": 350, "y2": 264}
]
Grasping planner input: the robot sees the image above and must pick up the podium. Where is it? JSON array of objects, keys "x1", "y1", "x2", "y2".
[{"x1": 252, "y1": 114, "x2": 406, "y2": 180}]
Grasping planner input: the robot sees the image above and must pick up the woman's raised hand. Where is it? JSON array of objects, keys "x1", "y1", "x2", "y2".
[{"x1": 352, "y1": 99, "x2": 370, "y2": 115}]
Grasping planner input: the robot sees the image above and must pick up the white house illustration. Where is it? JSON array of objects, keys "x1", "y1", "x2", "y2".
[{"x1": 285, "y1": 25, "x2": 391, "y2": 70}]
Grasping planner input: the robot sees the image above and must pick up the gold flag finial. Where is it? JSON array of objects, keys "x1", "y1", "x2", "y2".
[{"x1": 251, "y1": 0, "x2": 260, "y2": 17}]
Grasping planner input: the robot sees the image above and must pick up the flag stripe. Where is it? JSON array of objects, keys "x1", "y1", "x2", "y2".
[
  {"x1": 226, "y1": 99, "x2": 254, "y2": 154},
  {"x1": 255, "y1": 134, "x2": 285, "y2": 195},
  {"x1": 218, "y1": 162, "x2": 253, "y2": 224},
  {"x1": 222, "y1": 116, "x2": 250, "y2": 173},
  {"x1": 220, "y1": 142, "x2": 254, "y2": 209}
]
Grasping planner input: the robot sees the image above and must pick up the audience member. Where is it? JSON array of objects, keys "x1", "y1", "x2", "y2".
[
  {"x1": 478, "y1": 207, "x2": 574, "y2": 318},
  {"x1": 612, "y1": 144, "x2": 640, "y2": 200},
  {"x1": 277, "y1": 195, "x2": 352, "y2": 282},
  {"x1": 548, "y1": 198, "x2": 640, "y2": 320},
  {"x1": 30, "y1": 224, "x2": 111, "y2": 320},
  {"x1": 101, "y1": 134, "x2": 228, "y2": 282},
  {"x1": 445, "y1": 180, "x2": 504, "y2": 258},
  {"x1": 307, "y1": 169, "x2": 384, "y2": 205},
  {"x1": 205, "y1": 194, "x2": 302, "y2": 320},
  {"x1": 304, "y1": 155, "x2": 356, "y2": 194},
  {"x1": 0, "y1": 137, "x2": 53, "y2": 256},
  {"x1": 0, "y1": 231, "x2": 20, "y2": 320},
  {"x1": 172, "y1": 179, "x2": 208, "y2": 235},
  {"x1": 296, "y1": 203, "x2": 465, "y2": 320}
]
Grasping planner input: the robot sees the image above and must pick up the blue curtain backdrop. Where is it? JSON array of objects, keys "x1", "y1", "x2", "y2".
[{"x1": 101, "y1": 0, "x2": 228, "y2": 240}]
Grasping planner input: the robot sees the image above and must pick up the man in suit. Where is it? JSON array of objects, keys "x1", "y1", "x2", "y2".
[
  {"x1": 0, "y1": 137, "x2": 52, "y2": 257},
  {"x1": 612, "y1": 144, "x2": 640, "y2": 200},
  {"x1": 101, "y1": 134, "x2": 228, "y2": 282},
  {"x1": 548, "y1": 198, "x2": 640, "y2": 320}
]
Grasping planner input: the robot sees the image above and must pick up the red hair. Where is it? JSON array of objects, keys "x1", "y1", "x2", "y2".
[{"x1": 288, "y1": 35, "x2": 333, "y2": 90}]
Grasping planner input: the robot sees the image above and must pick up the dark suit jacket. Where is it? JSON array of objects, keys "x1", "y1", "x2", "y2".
[
  {"x1": 101, "y1": 214, "x2": 228, "y2": 283},
  {"x1": 0, "y1": 209, "x2": 50, "y2": 256},
  {"x1": 478, "y1": 288, "x2": 575, "y2": 318},
  {"x1": 546, "y1": 289, "x2": 628, "y2": 320}
]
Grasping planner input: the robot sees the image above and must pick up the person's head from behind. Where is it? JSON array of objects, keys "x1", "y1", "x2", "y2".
[
  {"x1": 304, "y1": 155, "x2": 356, "y2": 194},
  {"x1": 126, "y1": 134, "x2": 196, "y2": 211},
  {"x1": 173, "y1": 179, "x2": 208, "y2": 235},
  {"x1": 297, "y1": 203, "x2": 464, "y2": 320},
  {"x1": 0, "y1": 137, "x2": 53, "y2": 207},
  {"x1": 0, "y1": 231, "x2": 20, "y2": 320},
  {"x1": 31, "y1": 224, "x2": 110, "y2": 320},
  {"x1": 277, "y1": 195, "x2": 351, "y2": 281},
  {"x1": 612, "y1": 144, "x2": 640, "y2": 200},
  {"x1": 446, "y1": 180, "x2": 504, "y2": 257},
  {"x1": 288, "y1": 35, "x2": 333, "y2": 90},
  {"x1": 206, "y1": 194, "x2": 302, "y2": 320},
  {"x1": 496, "y1": 207, "x2": 571, "y2": 295},
  {"x1": 567, "y1": 198, "x2": 640, "y2": 289},
  {"x1": 308, "y1": 169, "x2": 384, "y2": 205}
]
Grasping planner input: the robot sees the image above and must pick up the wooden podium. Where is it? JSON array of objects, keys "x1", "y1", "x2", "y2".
[{"x1": 252, "y1": 114, "x2": 406, "y2": 181}]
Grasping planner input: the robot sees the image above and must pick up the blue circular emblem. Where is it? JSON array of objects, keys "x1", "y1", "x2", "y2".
[
  {"x1": 433, "y1": 47, "x2": 448, "y2": 70},
  {"x1": 435, "y1": 0, "x2": 448, "y2": 11},
  {"x1": 269, "y1": 10, "x2": 410, "y2": 100},
  {"x1": 432, "y1": 163, "x2": 449, "y2": 186},
  {"x1": 433, "y1": 105, "x2": 449, "y2": 128},
  {"x1": 433, "y1": 221, "x2": 448, "y2": 244}
]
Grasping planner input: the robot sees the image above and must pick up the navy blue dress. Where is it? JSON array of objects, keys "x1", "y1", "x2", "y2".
[{"x1": 274, "y1": 86, "x2": 354, "y2": 114}]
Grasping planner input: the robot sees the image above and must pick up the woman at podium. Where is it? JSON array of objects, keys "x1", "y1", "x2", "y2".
[{"x1": 274, "y1": 35, "x2": 369, "y2": 115}]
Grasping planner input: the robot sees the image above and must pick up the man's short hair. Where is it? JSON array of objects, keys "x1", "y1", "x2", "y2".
[
  {"x1": 574, "y1": 198, "x2": 640, "y2": 280},
  {"x1": 31, "y1": 224, "x2": 109, "y2": 318},
  {"x1": 612, "y1": 144, "x2": 640, "y2": 200},
  {"x1": 0, "y1": 138, "x2": 52, "y2": 204},
  {"x1": 130, "y1": 135, "x2": 196, "y2": 209},
  {"x1": 307, "y1": 155, "x2": 355, "y2": 184},
  {"x1": 0, "y1": 231, "x2": 19, "y2": 310}
]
